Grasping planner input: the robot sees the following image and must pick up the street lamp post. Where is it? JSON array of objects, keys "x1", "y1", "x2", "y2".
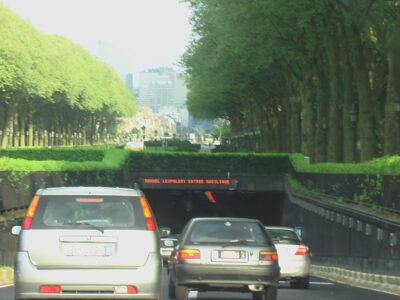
[{"x1": 350, "y1": 106, "x2": 358, "y2": 162}]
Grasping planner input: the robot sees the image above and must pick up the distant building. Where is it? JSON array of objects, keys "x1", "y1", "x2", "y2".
[
  {"x1": 138, "y1": 68, "x2": 189, "y2": 129},
  {"x1": 125, "y1": 73, "x2": 134, "y2": 92}
]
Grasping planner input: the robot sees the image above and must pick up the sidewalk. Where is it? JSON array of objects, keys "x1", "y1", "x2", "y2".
[{"x1": 312, "y1": 265, "x2": 400, "y2": 296}]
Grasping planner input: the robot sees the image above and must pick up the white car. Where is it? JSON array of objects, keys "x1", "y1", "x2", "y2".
[
  {"x1": 265, "y1": 226, "x2": 311, "y2": 289},
  {"x1": 124, "y1": 141, "x2": 145, "y2": 151}
]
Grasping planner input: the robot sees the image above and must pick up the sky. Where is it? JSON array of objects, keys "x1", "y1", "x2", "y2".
[{"x1": 0, "y1": 0, "x2": 193, "y2": 87}]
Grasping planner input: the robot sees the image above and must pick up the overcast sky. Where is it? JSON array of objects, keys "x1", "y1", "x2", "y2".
[{"x1": 1, "y1": 0, "x2": 192, "y2": 86}]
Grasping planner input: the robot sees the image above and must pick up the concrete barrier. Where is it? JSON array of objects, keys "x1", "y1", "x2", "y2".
[
  {"x1": 0, "y1": 266, "x2": 13, "y2": 285},
  {"x1": 312, "y1": 264, "x2": 400, "y2": 296}
]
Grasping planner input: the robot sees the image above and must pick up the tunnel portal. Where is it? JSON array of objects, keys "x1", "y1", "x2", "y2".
[{"x1": 144, "y1": 190, "x2": 285, "y2": 234}]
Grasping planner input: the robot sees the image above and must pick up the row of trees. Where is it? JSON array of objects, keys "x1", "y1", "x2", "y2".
[
  {"x1": 0, "y1": 4, "x2": 136, "y2": 147},
  {"x1": 183, "y1": 0, "x2": 400, "y2": 162}
]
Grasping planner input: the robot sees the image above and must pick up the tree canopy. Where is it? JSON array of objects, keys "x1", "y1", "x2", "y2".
[
  {"x1": 0, "y1": 4, "x2": 136, "y2": 147},
  {"x1": 183, "y1": 0, "x2": 400, "y2": 162}
]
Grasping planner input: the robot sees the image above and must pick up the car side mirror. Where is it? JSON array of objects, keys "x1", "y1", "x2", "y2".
[
  {"x1": 159, "y1": 226, "x2": 171, "y2": 237},
  {"x1": 11, "y1": 225, "x2": 21, "y2": 236}
]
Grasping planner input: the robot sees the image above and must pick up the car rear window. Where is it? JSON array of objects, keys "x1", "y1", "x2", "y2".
[
  {"x1": 31, "y1": 195, "x2": 147, "y2": 230},
  {"x1": 267, "y1": 229, "x2": 300, "y2": 244},
  {"x1": 187, "y1": 220, "x2": 271, "y2": 245}
]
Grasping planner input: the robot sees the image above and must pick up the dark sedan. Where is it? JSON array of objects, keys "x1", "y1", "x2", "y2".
[{"x1": 168, "y1": 217, "x2": 280, "y2": 300}]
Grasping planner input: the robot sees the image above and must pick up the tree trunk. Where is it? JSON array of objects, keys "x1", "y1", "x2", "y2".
[
  {"x1": 350, "y1": 24, "x2": 376, "y2": 161},
  {"x1": 326, "y1": 23, "x2": 343, "y2": 162},
  {"x1": 383, "y1": 14, "x2": 400, "y2": 155}
]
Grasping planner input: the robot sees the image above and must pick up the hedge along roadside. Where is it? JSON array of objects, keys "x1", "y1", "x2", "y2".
[{"x1": 0, "y1": 148, "x2": 129, "y2": 172}]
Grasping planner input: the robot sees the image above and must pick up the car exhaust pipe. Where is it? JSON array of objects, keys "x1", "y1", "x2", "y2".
[{"x1": 248, "y1": 284, "x2": 264, "y2": 292}]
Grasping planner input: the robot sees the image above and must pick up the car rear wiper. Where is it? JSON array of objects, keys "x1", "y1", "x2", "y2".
[{"x1": 63, "y1": 221, "x2": 104, "y2": 233}]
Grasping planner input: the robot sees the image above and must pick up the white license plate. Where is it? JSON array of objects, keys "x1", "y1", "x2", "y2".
[
  {"x1": 219, "y1": 250, "x2": 240, "y2": 259},
  {"x1": 63, "y1": 243, "x2": 114, "y2": 256}
]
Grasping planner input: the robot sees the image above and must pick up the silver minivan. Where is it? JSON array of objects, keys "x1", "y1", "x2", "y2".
[{"x1": 12, "y1": 186, "x2": 162, "y2": 300}]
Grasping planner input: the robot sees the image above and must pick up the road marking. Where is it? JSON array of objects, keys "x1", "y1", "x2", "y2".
[
  {"x1": 0, "y1": 284, "x2": 13, "y2": 289},
  {"x1": 189, "y1": 290, "x2": 199, "y2": 298},
  {"x1": 310, "y1": 281, "x2": 335, "y2": 285}
]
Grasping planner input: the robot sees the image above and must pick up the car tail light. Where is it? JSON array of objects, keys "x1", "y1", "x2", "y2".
[
  {"x1": 139, "y1": 196, "x2": 157, "y2": 231},
  {"x1": 259, "y1": 250, "x2": 278, "y2": 261},
  {"x1": 22, "y1": 195, "x2": 41, "y2": 230},
  {"x1": 115, "y1": 285, "x2": 138, "y2": 294},
  {"x1": 177, "y1": 248, "x2": 200, "y2": 260},
  {"x1": 39, "y1": 285, "x2": 61, "y2": 293},
  {"x1": 295, "y1": 246, "x2": 309, "y2": 256}
]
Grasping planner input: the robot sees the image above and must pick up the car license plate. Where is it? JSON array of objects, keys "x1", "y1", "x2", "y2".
[
  {"x1": 63, "y1": 243, "x2": 114, "y2": 256},
  {"x1": 219, "y1": 250, "x2": 240, "y2": 259}
]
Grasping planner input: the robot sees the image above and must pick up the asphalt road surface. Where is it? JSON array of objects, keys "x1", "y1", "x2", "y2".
[{"x1": 1, "y1": 269, "x2": 398, "y2": 300}]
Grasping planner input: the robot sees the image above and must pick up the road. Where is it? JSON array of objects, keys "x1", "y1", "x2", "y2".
[{"x1": 1, "y1": 269, "x2": 398, "y2": 300}]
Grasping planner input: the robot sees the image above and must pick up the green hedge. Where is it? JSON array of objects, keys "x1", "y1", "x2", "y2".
[
  {"x1": 145, "y1": 140, "x2": 201, "y2": 152},
  {"x1": 127, "y1": 152, "x2": 290, "y2": 174},
  {"x1": 0, "y1": 148, "x2": 129, "y2": 171},
  {"x1": 0, "y1": 147, "x2": 105, "y2": 162},
  {"x1": 291, "y1": 153, "x2": 400, "y2": 175}
]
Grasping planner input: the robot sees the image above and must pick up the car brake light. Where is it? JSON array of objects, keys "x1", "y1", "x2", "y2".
[
  {"x1": 259, "y1": 251, "x2": 278, "y2": 261},
  {"x1": 139, "y1": 196, "x2": 157, "y2": 231},
  {"x1": 177, "y1": 248, "x2": 200, "y2": 260},
  {"x1": 39, "y1": 285, "x2": 61, "y2": 293},
  {"x1": 115, "y1": 285, "x2": 138, "y2": 294},
  {"x1": 295, "y1": 246, "x2": 308, "y2": 256},
  {"x1": 22, "y1": 195, "x2": 41, "y2": 230}
]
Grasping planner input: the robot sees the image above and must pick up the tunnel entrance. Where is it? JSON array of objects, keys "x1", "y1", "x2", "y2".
[{"x1": 144, "y1": 190, "x2": 285, "y2": 234}]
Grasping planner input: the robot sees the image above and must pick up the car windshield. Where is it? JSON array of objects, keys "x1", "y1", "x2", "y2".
[
  {"x1": 267, "y1": 229, "x2": 301, "y2": 245},
  {"x1": 33, "y1": 195, "x2": 141, "y2": 229},
  {"x1": 187, "y1": 220, "x2": 270, "y2": 245}
]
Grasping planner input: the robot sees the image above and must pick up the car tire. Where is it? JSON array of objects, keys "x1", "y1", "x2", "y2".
[
  {"x1": 175, "y1": 285, "x2": 189, "y2": 300},
  {"x1": 252, "y1": 287, "x2": 277, "y2": 300},
  {"x1": 290, "y1": 277, "x2": 310, "y2": 289},
  {"x1": 168, "y1": 279, "x2": 176, "y2": 299},
  {"x1": 265, "y1": 286, "x2": 277, "y2": 300},
  {"x1": 252, "y1": 291, "x2": 263, "y2": 300}
]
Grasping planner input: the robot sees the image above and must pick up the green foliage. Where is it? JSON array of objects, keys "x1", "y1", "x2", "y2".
[
  {"x1": 182, "y1": 0, "x2": 399, "y2": 161},
  {"x1": 291, "y1": 154, "x2": 400, "y2": 175},
  {"x1": 127, "y1": 152, "x2": 290, "y2": 174},
  {"x1": 0, "y1": 147, "x2": 105, "y2": 162},
  {"x1": 353, "y1": 175, "x2": 383, "y2": 208},
  {"x1": 144, "y1": 140, "x2": 201, "y2": 152},
  {"x1": 0, "y1": 148, "x2": 129, "y2": 171},
  {"x1": 0, "y1": 4, "x2": 136, "y2": 143}
]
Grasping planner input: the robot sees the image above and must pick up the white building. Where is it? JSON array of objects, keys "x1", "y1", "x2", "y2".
[{"x1": 138, "y1": 68, "x2": 189, "y2": 128}]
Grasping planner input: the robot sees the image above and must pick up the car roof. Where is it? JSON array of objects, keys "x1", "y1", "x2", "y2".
[
  {"x1": 37, "y1": 186, "x2": 142, "y2": 197},
  {"x1": 264, "y1": 226, "x2": 295, "y2": 231},
  {"x1": 191, "y1": 217, "x2": 261, "y2": 223}
]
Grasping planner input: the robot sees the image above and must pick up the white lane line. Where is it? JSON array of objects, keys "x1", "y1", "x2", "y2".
[
  {"x1": 189, "y1": 290, "x2": 199, "y2": 298},
  {"x1": 310, "y1": 281, "x2": 335, "y2": 285},
  {"x1": 0, "y1": 284, "x2": 13, "y2": 289}
]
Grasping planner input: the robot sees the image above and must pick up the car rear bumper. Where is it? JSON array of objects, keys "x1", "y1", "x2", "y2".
[
  {"x1": 279, "y1": 258, "x2": 310, "y2": 279},
  {"x1": 174, "y1": 263, "x2": 279, "y2": 289},
  {"x1": 14, "y1": 252, "x2": 162, "y2": 299}
]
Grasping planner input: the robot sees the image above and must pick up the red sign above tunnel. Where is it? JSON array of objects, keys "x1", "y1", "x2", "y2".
[{"x1": 139, "y1": 177, "x2": 238, "y2": 190}]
